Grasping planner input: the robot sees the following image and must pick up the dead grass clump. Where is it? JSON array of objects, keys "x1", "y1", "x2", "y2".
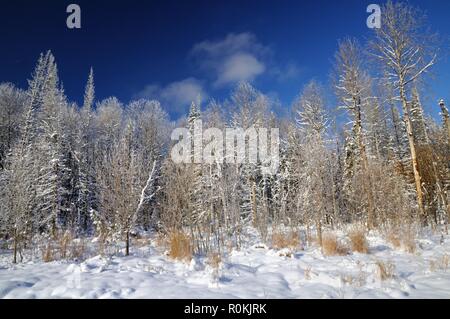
[
  {"x1": 348, "y1": 228, "x2": 369, "y2": 254},
  {"x1": 168, "y1": 231, "x2": 192, "y2": 262},
  {"x1": 429, "y1": 254, "x2": 449, "y2": 272},
  {"x1": 272, "y1": 230, "x2": 300, "y2": 250},
  {"x1": 42, "y1": 244, "x2": 54, "y2": 263},
  {"x1": 402, "y1": 231, "x2": 417, "y2": 254},
  {"x1": 304, "y1": 266, "x2": 312, "y2": 280},
  {"x1": 386, "y1": 231, "x2": 401, "y2": 249},
  {"x1": 58, "y1": 231, "x2": 72, "y2": 259},
  {"x1": 322, "y1": 233, "x2": 349, "y2": 256},
  {"x1": 207, "y1": 253, "x2": 222, "y2": 269},
  {"x1": 341, "y1": 271, "x2": 367, "y2": 287},
  {"x1": 376, "y1": 260, "x2": 396, "y2": 281},
  {"x1": 386, "y1": 228, "x2": 416, "y2": 253}
]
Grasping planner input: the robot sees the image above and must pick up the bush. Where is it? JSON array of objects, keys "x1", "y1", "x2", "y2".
[
  {"x1": 42, "y1": 244, "x2": 54, "y2": 263},
  {"x1": 272, "y1": 230, "x2": 300, "y2": 250},
  {"x1": 385, "y1": 227, "x2": 416, "y2": 253},
  {"x1": 58, "y1": 231, "x2": 72, "y2": 259},
  {"x1": 321, "y1": 233, "x2": 349, "y2": 256},
  {"x1": 386, "y1": 230, "x2": 401, "y2": 249},
  {"x1": 207, "y1": 252, "x2": 222, "y2": 269},
  {"x1": 348, "y1": 228, "x2": 369, "y2": 254},
  {"x1": 375, "y1": 260, "x2": 395, "y2": 281},
  {"x1": 168, "y1": 231, "x2": 192, "y2": 262},
  {"x1": 429, "y1": 254, "x2": 449, "y2": 272}
]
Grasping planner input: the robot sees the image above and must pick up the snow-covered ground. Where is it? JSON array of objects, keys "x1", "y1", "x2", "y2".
[{"x1": 0, "y1": 229, "x2": 449, "y2": 299}]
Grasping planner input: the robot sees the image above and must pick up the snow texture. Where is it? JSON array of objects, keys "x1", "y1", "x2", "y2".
[{"x1": 0, "y1": 230, "x2": 449, "y2": 299}]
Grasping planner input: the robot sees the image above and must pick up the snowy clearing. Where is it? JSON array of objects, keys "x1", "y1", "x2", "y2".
[{"x1": 0, "y1": 230, "x2": 449, "y2": 299}]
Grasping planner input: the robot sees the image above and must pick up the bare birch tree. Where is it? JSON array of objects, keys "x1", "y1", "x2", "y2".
[{"x1": 369, "y1": 0, "x2": 438, "y2": 220}]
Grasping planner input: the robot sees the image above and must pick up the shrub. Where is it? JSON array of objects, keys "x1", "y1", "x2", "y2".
[
  {"x1": 168, "y1": 230, "x2": 192, "y2": 261},
  {"x1": 207, "y1": 252, "x2": 222, "y2": 269},
  {"x1": 375, "y1": 260, "x2": 395, "y2": 281},
  {"x1": 272, "y1": 230, "x2": 300, "y2": 250},
  {"x1": 402, "y1": 230, "x2": 416, "y2": 254},
  {"x1": 429, "y1": 254, "x2": 449, "y2": 272},
  {"x1": 304, "y1": 266, "x2": 312, "y2": 280},
  {"x1": 386, "y1": 227, "x2": 416, "y2": 253},
  {"x1": 348, "y1": 228, "x2": 369, "y2": 254},
  {"x1": 58, "y1": 231, "x2": 72, "y2": 259},
  {"x1": 322, "y1": 233, "x2": 349, "y2": 256},
  {"x1": 386, "y1": 230, "x2": 401, "y2": 249},
  {"x1": 42, "y1": 244, "x2": 54, "y2": 263}
]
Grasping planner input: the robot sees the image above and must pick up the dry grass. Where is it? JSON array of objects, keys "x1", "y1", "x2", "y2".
[
  {"x1": 386, "y1": 228, "x2": 416, "y2": 253},
  {"x1": 42, "y1": 244, "x2": 54, "y2": 263},
  {"x1": 272, "y1": 230, "x2": 300, "y2": 250},
  {"x1": 42, "y1": 233, "x2": 87, "y2": 262},
  {"x1": 207, "y1": 253, "x2": 222, "y2": 269},
  {"x1": 348, "y1": 228, "x2": 369, "y2": 254},
  {"x1": 340, "y1": 271, "x2": 368, "y2": 287},
  {"x1": 168, "y1": 230, "x2": 192, "y2": 262},
  {"x1": 402, "y1": 231, "x2": 416, "y2": 254},
  {"x1": 321, "y1": 233, "x2": 349, "y2": 256},
  {"x1": 386, "y1": 231, "x2": 401, "y2": 249},
  {"x1": 58, "y1": 231, "x2": 72, "y2": 259},
  {"x1": 304, "y1": 266, "x2": 312, "y2": 280},
  {"x1": 429, "y1": 254, "x2": 449, "y2": 272},
  {"x1": 375, "y1": 260, "x2": 396, "y2": 281}
]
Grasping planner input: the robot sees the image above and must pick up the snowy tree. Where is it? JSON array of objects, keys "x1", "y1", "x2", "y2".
[
  {"x1": 0, "y1": 146, "x2": 34, "y2": 263},
  {"x1": 293, "y1": 80, "x2": 331, "y2": 245},
  {"x1": 0, "y1": 83, "x2": 26, "y2": 170},
  {"x1": 334, "y1": 38, "x2": 376, "y2": 229},
  {"x1": 75, "y1": 68, "x2": 98, "y2": 234},
  {"x1": 32, "y1": 52, "x2": 73, "y2": 234},
  {"x1": 97, "y1": 121, "x2": 158, "y2": 255},
  {"x1": 438, "y1": 99, "x2": 450, "y2": 145},
  {"x1": 370, "y1": 0, "x2": 438, "y2": 220}
]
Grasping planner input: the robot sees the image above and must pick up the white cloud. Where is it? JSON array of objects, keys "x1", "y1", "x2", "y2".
[
  {"x1": 216, "y1": 53, "x2": 265, "y2": 86},
  {"x1": 191, "y1": 32, "x2": 270, "y2": 87},
  {"x1": 135, "y1": 78, "x2": 207, "y2": 115},
  {"x1": 192, "y1": 32, "x2": 269, "y2": 57}
]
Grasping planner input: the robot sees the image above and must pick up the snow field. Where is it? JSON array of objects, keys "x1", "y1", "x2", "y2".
[{"x1": 0, "y1": 229, "x2": 449, "y2": 299}]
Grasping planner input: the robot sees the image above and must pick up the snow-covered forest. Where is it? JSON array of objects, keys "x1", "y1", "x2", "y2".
[{"x1": 0, "y1": 1, "x2": 449, "y2": 298}]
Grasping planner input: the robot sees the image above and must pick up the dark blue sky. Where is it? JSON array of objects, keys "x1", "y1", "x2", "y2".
[{"x1": 1, "y1": 0, "x2": 449, "y2": 119}]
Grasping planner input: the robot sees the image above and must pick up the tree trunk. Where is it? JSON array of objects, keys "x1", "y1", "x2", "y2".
[
  {"x1": 251, "y1": 179, "x2": 257, "y2": 227},
  {"x1": 438, "y1": 100, "x2": 450, "y2": 144},
  {"x1": 13, "y1": 229, "x2": 17, "y2": 264},
  {"x1": 354, "y1": 98, "x2": 376, "y2": 230},
  {"x1": 316, "y1": 218, "x2": 323, "y2": 248},
  {"x1": 400, "y1": 86, "x2": 425, "y2": 219},
  {"x1": 125, "y1": 231, "x2": 130, "y2": 256}
]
